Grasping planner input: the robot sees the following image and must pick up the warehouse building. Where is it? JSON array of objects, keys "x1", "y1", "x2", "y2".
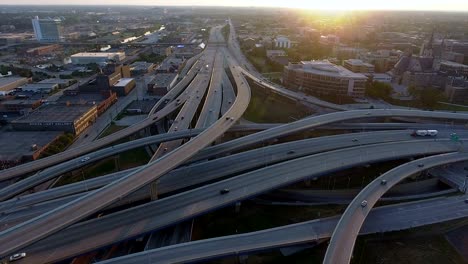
[
  {"x1": 147, "y1": 73, "x2": 177, "y2": 96},
  {"x1": 0, "y1": 77, "x2": 30, "y2": 96},
  {"x1": 12, "y1": 104, "x2": 98, "y2": 135},
  {"x1": 18, "y1": 83, "x2": 59, "y2": 93},
  {"x1": 71, "y1": 52, "x2": 126, "y2": 65},
  {"x1": 112, "y1": 78, "x2": 136, "y2": 96},
  {"x1": 38, "y1": 78, "x2": 74, "y2": 89},
  {"x1": 0, "y1": 131, "x2": 63, "y2": 169}
]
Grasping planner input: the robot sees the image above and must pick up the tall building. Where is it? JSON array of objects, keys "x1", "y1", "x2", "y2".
[
  {"x1": 283, "y1": 60, "x2": 367, "y2": 98},
  {"x1": 31, "y1": 16, "x2": 64, "y2": 43}
]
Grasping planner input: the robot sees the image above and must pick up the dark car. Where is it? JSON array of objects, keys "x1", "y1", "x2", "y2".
[{"x1": 220, "y1": 189, "x2": 230, "y2": 194}]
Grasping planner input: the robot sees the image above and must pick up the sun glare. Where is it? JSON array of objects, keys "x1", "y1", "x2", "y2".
[{"x1": 231, "y1": 0, "x2": 468, "y2": 11}]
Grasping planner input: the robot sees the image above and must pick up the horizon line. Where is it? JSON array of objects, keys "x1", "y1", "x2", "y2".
[{"x1": 1, "y1": 4, "x2": 468, "y2": 12}]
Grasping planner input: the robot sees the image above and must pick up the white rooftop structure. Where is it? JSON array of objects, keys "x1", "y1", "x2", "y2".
[
  {"x1": 344, "y1": 59, "x2": 374, "y2": 67},
  {"x1": 298, "y1": 60, "x2": 367, "y2": 79},
  {"x1": 114, "y1": 78, "x2": 134, "y2": 87},
  {"x1": 70, "y1": 52, "x2": 126, "y2": 65}
]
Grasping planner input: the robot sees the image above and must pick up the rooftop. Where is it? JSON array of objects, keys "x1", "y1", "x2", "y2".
[
  {"x1": 71, "y1": 52, "x2": 124, "y2": 58},
  {"x1": 13, "y1": 104, "x2": 96, "y2": 124},
  {"x1": 149, "y1": 73, "x2": 177, "y2": 87},
  {"x1": 344, "y1": 59, "x2": 374, "y2": 67},
  {"x1": 0, "y1": 77, "x2": 29, "y2": 91},
  {"x1": 0, "y1": 131, "x2": 62, "y2": 162},
  {"x1": 290, "y1": 60, "x2": 367, "y2": 79},
  {"x1": 440, "y1": 60, "x2": 468, "y2": 68},
  {"x1": 114, "y1": 78, "x2": 134, "y2": 87}
]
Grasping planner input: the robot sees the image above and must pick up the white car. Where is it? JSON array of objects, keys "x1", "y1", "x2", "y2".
[
  {"x1": 80, "y1": 157, "x2": 91, "y2": 163},
  {"x1": 9, "y1": 252, "x2": 26, "y2": 261}
]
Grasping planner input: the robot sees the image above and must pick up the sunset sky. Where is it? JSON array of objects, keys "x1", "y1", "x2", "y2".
[{"x1": 3, "y1": 0, "x2": 468, "y2": 11}]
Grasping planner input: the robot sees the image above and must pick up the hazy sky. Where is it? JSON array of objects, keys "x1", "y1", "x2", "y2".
[{"x1": 3, "y1": 0, "x2": 468, "y2": 11}]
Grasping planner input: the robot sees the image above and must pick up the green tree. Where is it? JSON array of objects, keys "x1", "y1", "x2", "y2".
[
  {"x1": 420, "y1": 87, "x2": 446, "y2": 108},
  {"x1": 366, "y1": 81, "x2": 393, "y2": 99}
]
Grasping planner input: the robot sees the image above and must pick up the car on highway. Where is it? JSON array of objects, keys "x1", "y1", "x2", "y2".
[
  {"x1": 220, "y1": 189, "x2": 230, "y2": 194},
  {"x1": 9, "y1": 252, "x2": 26, "y2": 262},
  {"x1": 361, "y1": 200, "x2": 368, "y2": 207},
  {"x1": 80, "y1": 157, "x2": 91, "y2": 163}
]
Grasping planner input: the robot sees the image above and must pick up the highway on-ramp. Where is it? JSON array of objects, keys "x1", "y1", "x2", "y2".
[{"x1": 323, "y1": 152, "x2": 468, "y2": 264}]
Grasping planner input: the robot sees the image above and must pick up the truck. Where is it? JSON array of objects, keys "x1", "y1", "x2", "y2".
[{"x1": 411, "y1": 130, "x2": 438, "y2": 137}]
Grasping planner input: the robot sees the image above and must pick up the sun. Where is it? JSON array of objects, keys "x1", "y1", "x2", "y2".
[{"x1": 231, "y1": 0, "x2": 468, "y2": 11}]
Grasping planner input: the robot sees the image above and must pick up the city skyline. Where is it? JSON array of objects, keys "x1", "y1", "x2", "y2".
[{"x1": 2, "y1": 0, "x2": 468, "y2": 11}]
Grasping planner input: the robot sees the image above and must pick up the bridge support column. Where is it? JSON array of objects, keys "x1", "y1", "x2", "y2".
[
  {"x1": 238, "y1": 255, "x2": 248, "y2": 264},
  {"x1": 235, "y1": 201, "x2": 242, "y2": 213},
  {"x1": 114, "y1": 157, "x2": 120, "y2": 171},
  {"x1": 150, "y1": 180, "x2": 160, "y2": 201}
]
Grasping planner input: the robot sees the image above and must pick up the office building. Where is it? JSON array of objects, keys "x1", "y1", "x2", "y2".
[
  {"x1": 31, "y1": 16, "x2": 64, "y2": 43},
  {"x1": 343, "y1": 59, "x2": 375, "y2": 74},
  {"x1": 283, "y1": 60, "x2": 367, "y2": 98}
]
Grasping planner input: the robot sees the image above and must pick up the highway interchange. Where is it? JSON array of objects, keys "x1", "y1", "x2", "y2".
[{"x1": 0, "y1": 22, "x2": 468, "y2": 264}]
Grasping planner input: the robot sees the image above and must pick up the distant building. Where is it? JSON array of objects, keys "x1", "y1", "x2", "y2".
[
  {"x1": 26, "y1": 44, "x2": 62, "y2": 56},
  {"x1": 0, "y1": 77, "x2": 30, "y2": 96},
  {"x1": 57, "y1": 90, "x2": 117, "y2": 116},
  {"x1": 439, "y1": 61, "x2": 468, "y2": 76},
  {"x1": 31, "y1": 16, "x2": 64, "y2": 43},
  {"x1": 274, "y1": 36, "x2": 292, "y2": 49},
  {"x1": 343, "y1": 59, "x2": 375, "y2": 74},
  {"x1": 71, "y1": 52, "x2": 126, "y2": 65},
  {"x1": 130, "y1": 61, "x2": 156, "y2": 75},
  {"x1": 0, "y1": 99, "x2": 42, "y2": 114},
  {"x1": 38, "y1": 78, "x2": 74, "y2": 89},
  {"x1": 147, "y1": 73, "x2": 177, "y2": 96},
  {"x1": 0, "y1": 131, "x2": 63, "y2": 169},
  {"x1": 442, "y1": 51, "x2": 464, "y2": 64},
  {"x1": 371, "y1": 73, "x2": 392, "y2": 83},
  {"x1": 12, "y1": 104, "x2": 98, "y2": 135},
  {"x1": 445, "y1": 77, "x2": 468, "y2": 104},
  {"x1": 156, "y1": 56, "x2": 184, "y2": 73},
  {"x1": 80, "y1": 64, "x2": 130, "y2": 93},
  {"x1": 266, "y1": 50, "x2": 286, "y2": 59},
  {"x1": 333, "y1": 45, "x2": 366, "y2": 60},
  {"x1": 283, "y1": 60, "x2": 367, "y2": 98},
  {"x1": 18, "y1": 83, "x2": 59, "y2": 94},
  {"x1": 358, "y1": 49, "x2": 403, "y2": 73},
  {"x1": 112, "y1": 78, "x2": 136, "y2": 96}
]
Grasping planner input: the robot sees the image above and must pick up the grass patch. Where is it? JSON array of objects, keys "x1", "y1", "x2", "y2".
[
  {"x1": 243, "y1": 84, "x2": 312, "y2": 123},
  {"x1": 119, "y1": 147, "x2": 150, "y2": 170},
  {"x1": 193, "y1": 201, "x2": 345, "y2": 241},
  {"x1": 54, "y1": 158, "x2": 117, "y2": 187},
  {"x1": 99, "y1": 124, "x2": 127, "y2": 138}
]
